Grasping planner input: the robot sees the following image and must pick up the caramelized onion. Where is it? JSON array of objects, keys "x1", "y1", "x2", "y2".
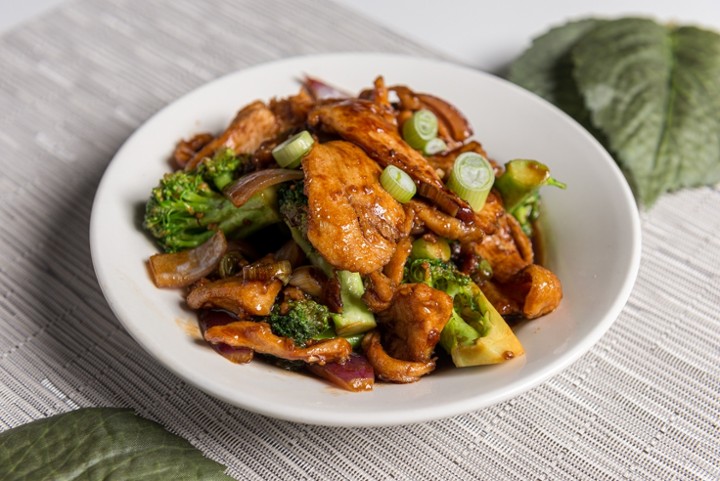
[
  {"x1": 417, "y1": 182, "x2": 458, "y2": 216},
  {"x1": 242, "y1": 257, "x2": 292, "y2": 284},
  {"x1": 226, "y1": 168, "x2": 303, "y2": 207},
  {"x1": 303, "y1": 75, "x2": 351, "y2": 100},
  {"x1": 416, "y1": 93, "x2": 473, "y2": 141},
  {"x1": 307, "y1": 353, "x2": 374, "y2": 392},
  {"x1": 287, "y1": 266, "x2": 325, "y2": 298},
  {"x1": 148, "y1": 231, "x2": 227, "y2": 288},
  {"x1": 275, "y1": 239, "x2": 306, "y2": 268}
]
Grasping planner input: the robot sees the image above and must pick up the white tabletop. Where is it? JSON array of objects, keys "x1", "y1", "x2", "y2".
[{"x1": 5, "y1": 0, "x2": 720, "y2": 70}]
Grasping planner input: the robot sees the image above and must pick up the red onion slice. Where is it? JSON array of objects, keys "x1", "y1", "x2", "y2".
[
  {"x1": 199, "y1": 309, "x2": 253, "y2": 364},
  {"x1": 308, "y1": 352, "x2": 375, "y2": 392},
  {"x1": 225, "y1": 168, "x2": 303, "y2": 207},
  {"x1": 148, "y1": 231, "x2": 227, "y2": 288}
]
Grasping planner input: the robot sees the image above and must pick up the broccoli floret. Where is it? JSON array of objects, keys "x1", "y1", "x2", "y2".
[
  {"x1": 267, "y1": 299, "x2": 333, "y2": 346},
  {"x1": 143, "y1": 152, "x2": 280, "y2": 252},
  {"x1": 278, "y1": 180, "x2": 309, "y2": 233},
  {"x1": 196, "y1": 148, "x2": 245, "y2": 191},
  {"x1": 404, "y1": 258, "x2": 524, "y2": 366},
  {"x1": 277, "y1": 182, "x2": 376, "y2": 337}
]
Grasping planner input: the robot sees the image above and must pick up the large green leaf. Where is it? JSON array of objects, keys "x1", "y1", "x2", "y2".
[
  {"x1": 0, "y1": 408, "x2": 234, "y2": 481},
  {"x1": 573, "y1": 18, "x2": 720, "y2": 205},
  {"x1": 508, "y1": 17, "x2": 720, "y2": 206},
  {"x1": 509, "y1": 18, "x2": 604, "y2": 127}
]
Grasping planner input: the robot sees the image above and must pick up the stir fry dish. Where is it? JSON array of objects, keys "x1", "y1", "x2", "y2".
[{"x1": 142, "y1": 76, "x2": 565, "y2": 392}]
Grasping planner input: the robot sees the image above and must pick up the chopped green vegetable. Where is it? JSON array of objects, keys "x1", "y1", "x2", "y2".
[
  {"x1": 380, "y1": 165, "x2": 416, "y2": 203},
  {"x1": 331, "y1": 270, "x2": 376, "y2": 337},
  {"x1": 404, "y1": 258, "x2": 524, "y2": 366},
  {"x1": 402, "y1": 109, "x2": 438, "y2": 149},
  {"x1": 447, "y1": 152, "x2": 494, "y2": 211},
  {"x1": 196, "y1": 148, "x2": 245, "y2": 190},
  {"x1": 272, "y1": 130, "x2": 314, "y2": 168},
  {"x1": 143, "y1": 165, "x2": 280, "y2": 253},
  {"x1": 422, "y1": 137, "x2": 448, "y2": 156},
  {"x1": 278, "y1": 182, "x2": 376, "y2": 337},
  {"x1": 411, "y1": 236, "x2": 451, "y2": 262},
  {"x1": 268, "y1": 298, "x2": 334, "y2": 346},
  {"x1": 494, "y1": 159, "x2": 565, "y2": 237},
  {"x1": 495, "y1": 159, "x2": 566, "y2": 212}
]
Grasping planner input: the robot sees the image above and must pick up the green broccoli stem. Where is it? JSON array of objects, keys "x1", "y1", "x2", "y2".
[
  {"x1": 440, "y1": 309, "x2": 480, "y2": 350},
  {"x1": 441, "y1": 285, "x2": 524, "y2": 367},
  {"x1": 286, "y1": 225, "x2": 376, "y2": 337},
  {"x1": 331, "y1": 270, "x2": 376, "y2": 337},
  {"x1": 494, "y1": 159, "x2": 566, "y2": 212},
  {"x1": 406, "y1": 258, "x2": 523, "y2": 366},
  {"x1": 287, "y1": 227, "x2": 333, "y2": 277},
  {"x1": 213, "y1": 188, "x2": 280, "y2": 238},
  {"x1": 144, "y1": 163, "x2": 281, "y2": 252}
]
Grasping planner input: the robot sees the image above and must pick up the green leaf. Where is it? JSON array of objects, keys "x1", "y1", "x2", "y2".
[
  {"x1": 508, "y1": 18, "x2": 605, "y2": 129},
  {"x1": 573, "y1": 18, "x2": 720, "y2": 205},
  {"x1": 0, "y1": 408, "x2": 234, "y2": 481}
]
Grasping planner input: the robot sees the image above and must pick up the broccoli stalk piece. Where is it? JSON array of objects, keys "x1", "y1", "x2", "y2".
[
  {"x1": 494, "y1": 159, "x2": 566, "y2": 237},
  {"x1": 267, "y1": 299, "x2": 334, "y2": 346},
  {"x1": 404, "y1": 258, "x2": 524, "y2": 366},
  {"x1": 143, "y1": 150, "x2": 279, "y2": 252},
  {"x1": 278, "y1": 181, "x2": 376, "y2": 337}
]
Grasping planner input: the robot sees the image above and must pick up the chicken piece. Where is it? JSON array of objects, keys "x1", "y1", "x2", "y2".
[
  {"x1": 185, "y1": 100, "x2": 280, "y2": 171},
  {"x1": 303, "y1": 140, "x2": 407, "y2": 274},
  {"x1": 269, "y1": 87, "x2": 316, "y2": 134},
  {"x1": 361, "y1": 236, "x2": 413, "y2": 312},
  {"x1": 383, "y1": 235, "x2": 413, "y2": 285},
  {"x1": 307, "y1": 98, "x2": 476, "y2": 222},
  {"x1": 205, "y1": 321, "x2": 352, "y2": 365},
  {"x1": 408, "y1": 195, "x2": 500, "y2": 243},
  {"x1": 186, "y1": 277, "x2": 282, "y2": 317},
  {"x1": 172, "y1": 132, "x2": 214, "y2": 169},
  {"x1": 361, "y1": 83, "x2": 473, "y2": 150},
  {"x1": 377, "y1": 283, "x2": 453, "y2": 362},
  {"x1": 518, "y1": 265, "x2": 563, "y2": 318},
  {"x1": 481, "y1": 264, "x2": 563, "y2": 319},
  {"x1": 361, "y1": 270, "x2": 396, "y2": 313},
  {"x1": 477, "y1": 280, "x2": 521, "y2": 318},
  {"x1": 472, "y1": 209, "x2": 534, "y2": 283},
  {"x1": 361, "y1": 331, "x2": 436, "y2": 383},
  {"x1": 198, "y1": 309, "x2": 254, "y2": 364}
]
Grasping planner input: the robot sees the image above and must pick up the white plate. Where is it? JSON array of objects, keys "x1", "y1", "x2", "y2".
[{"x1": 90, "y1": 53, "x2": 641, "y2": 426}]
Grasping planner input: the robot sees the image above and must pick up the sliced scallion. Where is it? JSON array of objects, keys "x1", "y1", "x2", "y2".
[
  {"x1": 447, "y1": 152, "x2": 494, "y2": 211},
  {"x1": 380, "y1": 165, "x2": 416, "y2": 203},
  {"x1": 422, "y1": 137, "x2": 448, "y2": 156},
  {"x1": 272, "y1": 130, "x2": 314, "y2": 169},
  {"x1": 402, "y1": 109, "x2": 438, "y2": 149}
]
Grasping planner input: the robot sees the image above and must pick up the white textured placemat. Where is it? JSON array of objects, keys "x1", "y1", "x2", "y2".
[{"x1": 0, "y1": 0, "x2": 718, "y2": 479}]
